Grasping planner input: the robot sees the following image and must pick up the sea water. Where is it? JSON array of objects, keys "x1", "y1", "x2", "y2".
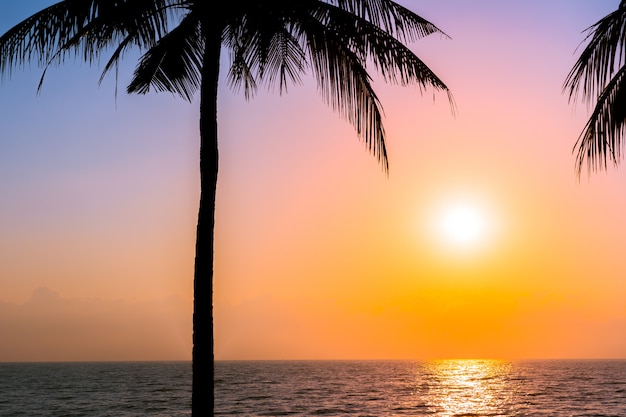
[
  {"x1": 215, "y1": 359, "x2": 626, "y2": 416},
  {"x1": 1, "y1": 359, "x2": 625, "y2": 416},
  {"x1": 0, "y1": 361, "x2": 191, "y2": 416}
]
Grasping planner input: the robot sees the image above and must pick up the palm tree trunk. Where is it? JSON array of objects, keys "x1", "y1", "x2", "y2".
[{"x1": 193, "y1": 18, "x2": 221, "y2": 417}]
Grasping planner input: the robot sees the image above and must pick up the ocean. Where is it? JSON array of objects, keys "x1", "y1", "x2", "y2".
[
  {"x1": 1, "y1": 359, "x2": 624, "y2": 416},
  {"x1": 0, "y1": 361, "x2": 191, "y2": 417}
]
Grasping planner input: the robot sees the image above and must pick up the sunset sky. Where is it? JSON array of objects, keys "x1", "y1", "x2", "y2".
[{"x1": 1, "y1": 1, "x2": 625, "y2": 362}]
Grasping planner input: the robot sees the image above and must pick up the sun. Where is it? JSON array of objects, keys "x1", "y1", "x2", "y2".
[
  {"x1": 439, "y1": 205, "x2": 487, "y2": 245},
  {"x1": 416, "y1": 189, "x2": 503, "y2": 259},
  {"x1": 428, "y1": 197, "x2": 495, "y2": 252}
]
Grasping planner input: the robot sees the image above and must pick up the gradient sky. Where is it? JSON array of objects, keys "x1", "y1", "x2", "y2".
[{"x1": 1, "y1": 1, "x2": 625, "y2": 362}]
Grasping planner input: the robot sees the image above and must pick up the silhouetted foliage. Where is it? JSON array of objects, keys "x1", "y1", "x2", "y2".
[
  {"x1": 0, "y1": 1, "x2": 453, "y2": 415},
  {"x1": 564, "y1": 1, "x2": 626, "y2": 175}
]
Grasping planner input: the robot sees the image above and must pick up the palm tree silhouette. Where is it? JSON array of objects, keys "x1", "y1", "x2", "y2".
[
  {"x1": 564, "y1": 0, "x2": 626, "y2": 175},
  {"x1": 0, "y1": 1, "x2": 453, "y2": 415}
]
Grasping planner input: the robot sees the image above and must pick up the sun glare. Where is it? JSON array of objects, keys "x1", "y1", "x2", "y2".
[
  {"x1": 425, "y1": 194, "x2": 497, "y2": 254},
  {"x1": 439, "y1": 205, "x2": 486, "y2": 245}
]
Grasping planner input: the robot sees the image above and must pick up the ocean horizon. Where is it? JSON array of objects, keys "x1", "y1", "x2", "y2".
[{"x1": 1, "y1": 359, "x2": 625, "y2": 416}]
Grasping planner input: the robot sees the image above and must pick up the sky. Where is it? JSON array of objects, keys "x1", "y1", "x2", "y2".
[{"x1": 0, "y1": 1, "x2": 625, "y2": 362}]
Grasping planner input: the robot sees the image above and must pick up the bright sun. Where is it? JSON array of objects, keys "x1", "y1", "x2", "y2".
[
  {"x1": 430, "y1": 198, "x2": 494, "y2": 251},
  {"x1": 439, "y1": 205, "x2": 487, "y2": 245}
]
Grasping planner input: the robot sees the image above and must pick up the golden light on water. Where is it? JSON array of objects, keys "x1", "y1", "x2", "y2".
[{"x1": 424, "y1": 359, "x2": 514, "y2": 416}]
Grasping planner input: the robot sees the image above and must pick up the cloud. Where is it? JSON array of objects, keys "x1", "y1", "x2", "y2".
[{"x1": 0, "y1": 287, "x2": 191, "y2": 362}]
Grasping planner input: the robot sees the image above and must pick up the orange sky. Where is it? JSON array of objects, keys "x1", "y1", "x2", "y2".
[{"x1": 1, "y1": 0, "x2": 625, "y2": 362}]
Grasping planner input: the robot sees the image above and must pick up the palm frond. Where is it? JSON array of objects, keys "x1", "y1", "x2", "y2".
[
  {"x1": 331, "y1": 0, "x2": 449, "y2": 43},
  {"x1": 315, "y1": 2, "x2": 455, "y2": 110},
  {"x1": 223, "y1": 2, "x2": 311, "y2": 99},
  {"x1": 224, "y1": 44, "x2": 260, "y2": 99},
  {"x1": 0, "y1": 1, "x2": 94, "y2": 75},
  {"x1": 0, "y1": 0, "x2": 176, "y2": 86},
  {"x1": 564, "y1": 2, "x2": 626, "y2": 174},
  {"x1": 564, "y1": 3, "x2": 626, "y2": 104},
  {"x1": 127, "y1": 12, "x2": 202, "y2": 101},
  {"x1": 221, "y1": 0, "x2": 454, "y2": 172},
  {"x1": 225, "y1": 25, "x2": 307, "y2": 97},
  {"x1": 302, "y1": 15, "x2": 389, "y2": 171},
  {"x1": 575, "y1": 65, "x2": 626, "y2": 174}
]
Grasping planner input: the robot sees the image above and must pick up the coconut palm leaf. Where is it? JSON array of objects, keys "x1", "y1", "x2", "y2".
[
  {"x1": 0, "y1": 0, "x2": 174, "y2": 87},
  {"x1": 314, "y1": 2, "x2": 454, "y2": 98},
  {"x1": 307, "y1": 22, "x2": 390, "y2": 168},
  {"x1": 223, "y1": 18, "x2": 308, "y2": 97},
  {"x1": 333, "y1": 0, "x2": 447, "y2": 42},
  {"x1": 564, "y1": 3, "x2": 626, "y2": 103},
  {"x1": 220, "y1": 0, "x2": 453, "y2": 171},
  {"x1": 574, "y1": 65, "x2": 626, "y2": 173},
  {"x1": 127, "y1": 13, "x2": 203, "y2": 101},
  {"x1": 564, "y1": 1, "x2": 626, "y2": 173}
]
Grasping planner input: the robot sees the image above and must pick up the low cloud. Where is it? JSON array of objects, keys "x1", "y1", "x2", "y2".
[{"x1": 0, "y1": 287, "x2": 191, "y2": 362}]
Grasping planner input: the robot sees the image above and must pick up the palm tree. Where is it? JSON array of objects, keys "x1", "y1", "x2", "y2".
[
  {"x1": 0, "y1": 1, "x2": 453, "y2": 415},
  {"x1": 564, "y1": 0, "x2": 626, "y2": 175}
]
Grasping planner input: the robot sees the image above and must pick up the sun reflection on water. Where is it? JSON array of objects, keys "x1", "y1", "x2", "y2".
[{"x1": 422, "y1": 359, "x2": 514, "y2": 416}]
